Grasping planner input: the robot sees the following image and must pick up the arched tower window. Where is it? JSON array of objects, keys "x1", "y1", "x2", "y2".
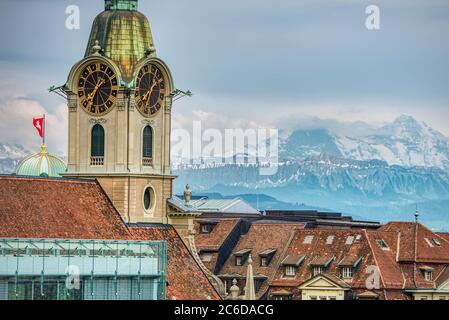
[
  {"x1": 142, "y1": 126, "x2": 153, "y2": 167},
  {"x1": 91, "y1": 124, "x2": 105, "y2": 166}
]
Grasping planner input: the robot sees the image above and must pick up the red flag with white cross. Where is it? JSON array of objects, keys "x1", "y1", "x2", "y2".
[{"x1": 33, "y1": 116, "x2": 45, "y2": 140}]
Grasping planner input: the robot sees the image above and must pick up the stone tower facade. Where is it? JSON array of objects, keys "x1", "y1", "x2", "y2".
[{"x1": 62, "y1": 0, "x2": 175, "y2": 224}]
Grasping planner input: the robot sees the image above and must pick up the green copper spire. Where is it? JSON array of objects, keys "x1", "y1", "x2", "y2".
[
  {"x1": 85, "y1": 0, "x2": 154, "y2": 83},
  {"x1": 105, "y1": 0, "x2": 138, "y2": 11}
]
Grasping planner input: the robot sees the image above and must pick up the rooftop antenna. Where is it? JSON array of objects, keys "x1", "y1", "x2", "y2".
[{"x1": 414, "y1": 204, "x2": 419, "y2": 223}]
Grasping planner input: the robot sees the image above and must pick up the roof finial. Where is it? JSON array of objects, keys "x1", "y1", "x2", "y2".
[
  {"x1": 244, "y1": 254, "x2": 256, "y2": 300},
  {"x1": 229, "y1": 279, "x2": 240, "y2": 300},
  {"x1": 145, "y1": 45, "x2": 157, "y2": 57},
  {"x1": 92, "y1": 40, "x2": 102, "y2": 56},
  {"x1": 40, "y1": 144, "x2": 48, "y2": 155},
  {"x1": 184, "y1": 184, "x2": 192, "y2": 204},
  {"x1": 415, "y1": 204, "x2": 419, "y2": 223}
]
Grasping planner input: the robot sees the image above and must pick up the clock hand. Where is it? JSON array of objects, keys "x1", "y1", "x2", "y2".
[
  {"x1": 142, "y1": 77, "x2": 159, "y2": 104},
  {"x1": 87, "y1": 78, "x2": 106, "y2": 105}
]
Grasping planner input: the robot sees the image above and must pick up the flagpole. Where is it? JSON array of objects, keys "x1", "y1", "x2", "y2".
[{"x1": 43, "y1": 114, "x2": 46, "y2": 146}]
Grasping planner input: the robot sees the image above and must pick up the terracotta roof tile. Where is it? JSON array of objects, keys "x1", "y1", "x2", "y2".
[
  {"x1": 0, "y1": 176, "x2": 220, "y2": 300},
  {"x1": 380, "y1": 222, "x2": 449, "y2": 263},
  {"x1": 194, "y1": 219, "x2": 240, "y2": 251},
  {"x1": 130, "y1": 225, "x2": 221, "y2": 300},
  {"x1": 219, "y1": 223, "x2": 303, "y2": 298},
  {"x1": 0, "y1": 176, "x2": 129, "y2": 239}
]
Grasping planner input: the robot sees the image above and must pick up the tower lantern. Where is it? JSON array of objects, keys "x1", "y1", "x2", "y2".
[{"x1": 105, "y1": 0, "x2": 138, "y2": 11}]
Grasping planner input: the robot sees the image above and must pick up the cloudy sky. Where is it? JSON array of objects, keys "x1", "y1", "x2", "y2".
[{"x1": 0, "y1": 0, "x2": 448, "y2": 155}]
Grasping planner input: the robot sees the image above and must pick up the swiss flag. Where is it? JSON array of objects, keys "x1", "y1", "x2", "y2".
[{"x1": 33, "y1": 117, "x2": 45, "y2": 138}]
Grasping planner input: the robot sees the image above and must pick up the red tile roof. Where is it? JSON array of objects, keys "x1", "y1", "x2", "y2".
[
  {"x1": 195, "y1": 218, "x2": 240, "y2": 251},
  {"x1": 0, "y1": 176, "x2": 129, "y2": 239},
  {"x1": 379, "y1": 222, "x2": 449, "y2": 263},
  {"x1": 219, "y1": 222, "x2": 304, "y2": 298},
  {"x1": 0, "y1": 176, "x2": 220, "y2": 300},
  {"x1": 271, "y1": 229, "x2": 376, "y2": 289}
]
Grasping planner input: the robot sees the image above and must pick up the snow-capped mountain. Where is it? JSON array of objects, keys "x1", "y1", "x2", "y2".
[
  {"x1": 174, "y1": 154, "x2": 449, "y2": 202},
  {"x1": 280, "y1": 115, "x2": 449, "y2": 170},
  {"x1": 0, "y1": 143, "x2": 32, "y2": 174},
  {"x1": 173, "y1": 116, "x2": 449, "y2": 229},
  {"x1": 173, "y1": 154, "x2": 449, "y2": 229}
]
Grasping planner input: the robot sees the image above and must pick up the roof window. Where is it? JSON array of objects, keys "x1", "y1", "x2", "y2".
[
  {"x1": 375, "y1": 239, "x2": 389, "y2": 250},
  {"x1": 303, "y1": 235, "x2": 314, "y2": 244}
]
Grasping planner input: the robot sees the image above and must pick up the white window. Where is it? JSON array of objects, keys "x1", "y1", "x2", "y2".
[
  {"x1": 261, "y1": 257, "x2": 268, "y2": 267},
  {"x1": 433, "y1": 238, "x2": 441, "y2": 247},
  {"x1": 424, "y1": 271, "x2": 433, "y2": 281},
  {"x1": 201, "y1": 253, "x2": 212, "y2": 262},
  {"x1": 341, "y1": 267, "x2": 353, "y2": 279},
  {"x1": 201, "y1": 224, "x2": 213, "y2": 234},
  {"x1": 284, "y1": 266, "x2": 297, "y2": 277},
  {"x1": 313, "y1": 266, "x2": 323, "y2": 276},
  {"x1": 236, "y1": 256, "x2": 243, "y2": 266}
]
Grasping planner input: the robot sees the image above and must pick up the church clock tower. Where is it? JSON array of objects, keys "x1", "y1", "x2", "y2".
[{"x1": 62, "y1": 0, "x2": 176, "y2": 224}]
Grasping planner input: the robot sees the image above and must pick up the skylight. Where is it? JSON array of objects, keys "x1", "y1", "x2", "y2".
[
  {"x1": 345, "y1": 236, "x2": 354, "y2": 245},
  {"x1": 424, "y1": 238, "x2": 434, "y2": 248},
  {"x1": 304, "y1": 235, "x2": 314, "y2": 244},
  {"x1": 376, "y1": 239, "x2": 389, "y2": 250},
  {"x1": 433, "y1": 238, "x2": 441, "y2": 247},
  {"x1": 326, "y1": 236, "x2": 335, "y2": 245}
]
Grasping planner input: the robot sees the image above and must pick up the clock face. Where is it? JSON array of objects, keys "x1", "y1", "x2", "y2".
[
  {"x1": 135, "y1": 64, "x2": 166, "y2": 117},
  {"x1": 77, "y1": 62, "x2": 118, "y2": 116}
]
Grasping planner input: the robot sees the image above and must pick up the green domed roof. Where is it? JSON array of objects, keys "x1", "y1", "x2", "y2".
[
  {"x1": 85, "y1": 0, "x2": 155, "y2": 83},
  {"x1": 15, "y1": 145, "x2": 67, "y2": 178}
]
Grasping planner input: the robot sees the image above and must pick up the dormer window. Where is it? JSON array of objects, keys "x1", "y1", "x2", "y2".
[
  {"x1": 341, "y1": 267, "x2": 353, "y2": 279},
  {"x1": 281, "y1": 255, "x2": 305, "y2": 278},
  {"x1": 201, "y1": 224, "x2": 213, "y2": 234},
  {"x1": 236, "y1": 256, "x2": 243, "y2": 266},
  {"x1": 338, "y1": 256, "x2": 363, "y2": 279},
  {"x1": 419, "y1": 266, "x2": 434, "y2": 281},
  {"x1": 309, "y1": 256, "x2": 334, "y2": 277},
  {"x1": 313, "y1": 266, "x2": 323, "y2": 277},
  {"x1": 234, "y1": 249, "x2": 252, "y2": 266},
  {"x1": 259, "y1": 249, "x2": 276, "y2": 267},
  {"x1": 284, "y1": 265, "x2": 297, "y2": 277},
  {"x1": 199, "y1": 221, "x2": 218, "y2": 234},
  {"x1": 261, "y1": 257, "x2": 268, "y2": 267}
]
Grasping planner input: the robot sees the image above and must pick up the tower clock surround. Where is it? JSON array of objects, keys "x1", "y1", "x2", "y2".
[{"x1": 77, "y1": 61, "x2": 119, "y2": 116}]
